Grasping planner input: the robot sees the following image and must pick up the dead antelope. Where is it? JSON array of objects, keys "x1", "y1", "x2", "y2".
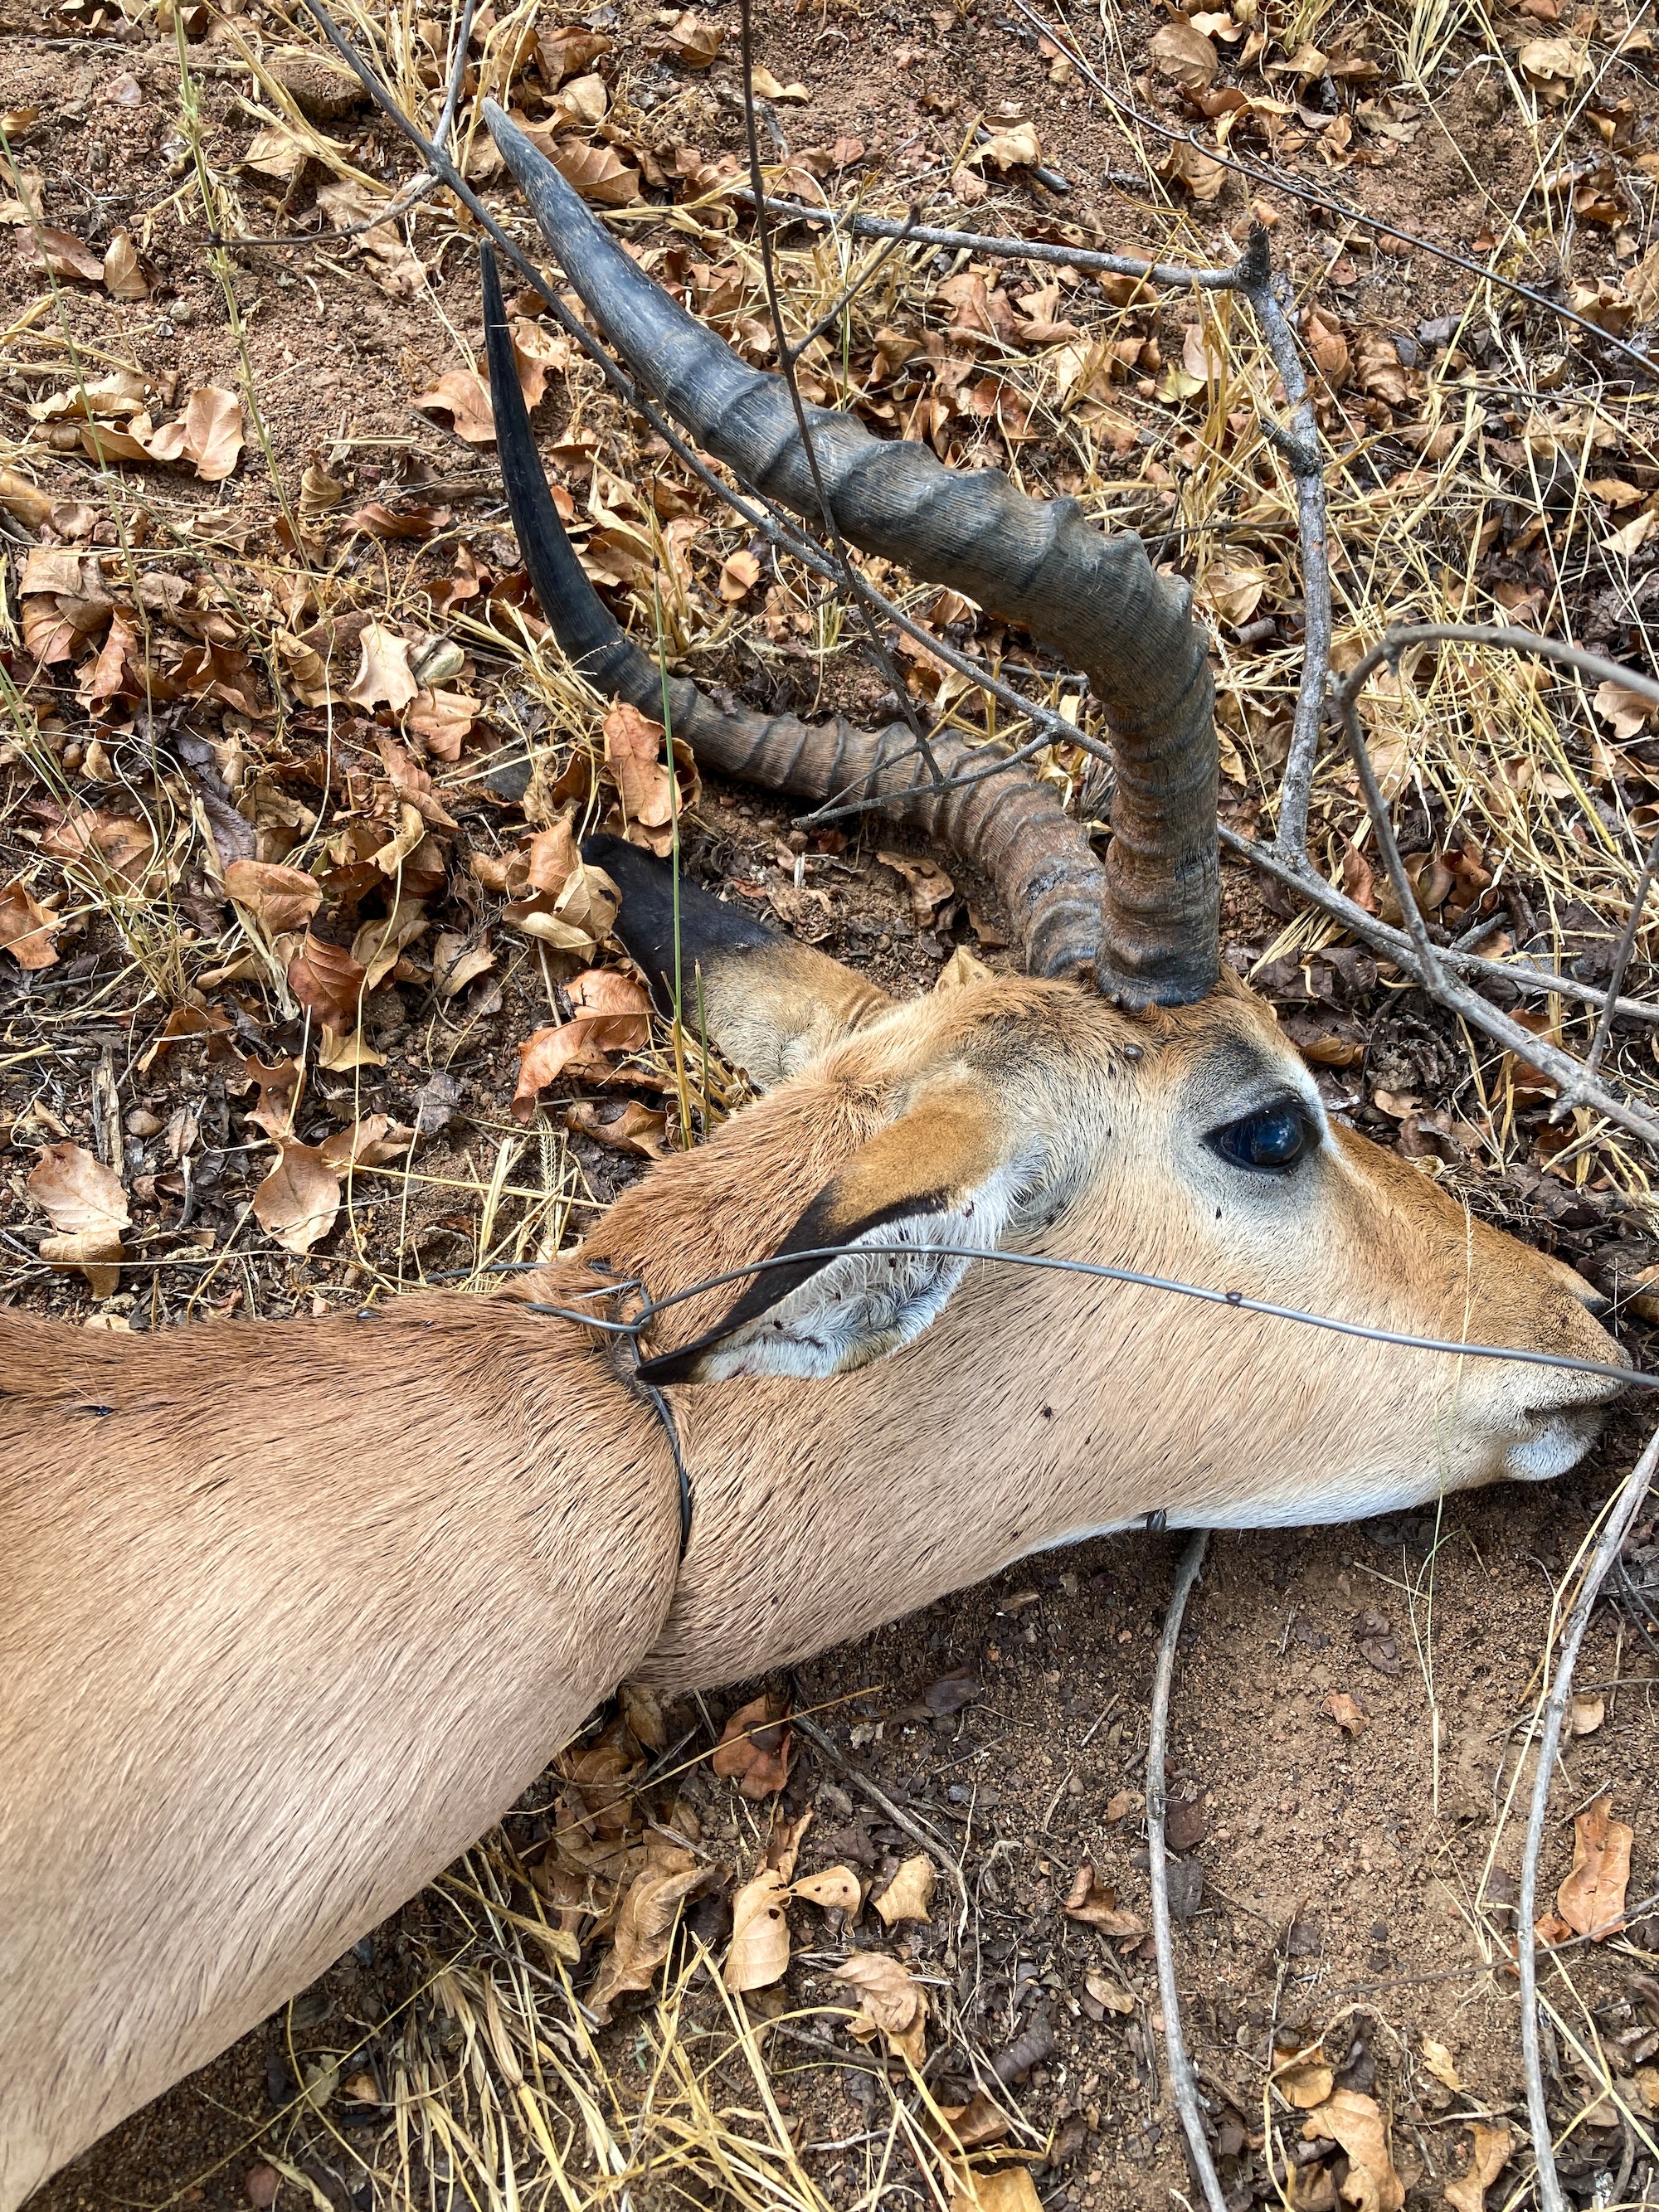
[{"x1": 0, "y1": 105, "x2": 1626, "y2": 2207}]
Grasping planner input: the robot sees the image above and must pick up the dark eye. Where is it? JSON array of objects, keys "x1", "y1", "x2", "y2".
[{"x1": 1212, "y1": 1104, "x2": 1312, "y2": 1174}]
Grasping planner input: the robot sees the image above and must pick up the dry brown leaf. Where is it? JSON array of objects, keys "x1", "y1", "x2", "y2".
[
  {"x1": 664, "y1": 8, "x2": 722, "y2": 64},
  {"x1": 831, "y1": 1952, "x2": 927, "y2": 2066},
  {"x1": 431, "y1": 930, "x2": 496, "y2": 999},
  {"x1": 589, "y1": 1855, "x2": 704, "y2": 2020},
  {"x1": 1274, "y1": 2045, "x2": 1335, "y2": 2109},
  {"x1": 932, "y1": 2088, "x2": 1012, "y2": 2150},
  {"x1": 242, "y1": 124, "x2": 309, "y2": 182},
  {"x1": 238, "y1": 1057, "x2": 304, "y2": 1142},
  {"x1": 419, "y1": 368, "x2": 496, "y2": 443},
  {"x1": 287, "y1": 932, "x2": 368, "y2": 1031},
  {"x1": 224, "y1": 859, "x2": 322, "y2": 936},
  {"x1": 1444, "y1": 2122, "x2": 1512, "y2": 2212},
  {"x1": 973, "y1": 120, "x2": 1040, "y2": 169},
  {"x1": 1150, "y1": 18, "x2": 1219, "y2": 85},
  {"x1": 618, "y1": 1681, "x2": 668, "y2": 1752},
  {"x1": 605, "y1": 702, "x2": 678, "y2": 836},
  {"x1": 556, "y1": 72, "x2": 610, "y2": 129},
  {"x1": 0, "y1": 878, "x2": 61, "y2": 970},
  {"x1": 523, "y1": 819, "x2": 580, "y2": 894},
  {"x1": 319, "y1": 1116, "x2": 415, "y2": 1169},
  {"x1": 719, "y1": 548, "x2": 762, "y2": 601},
  {"x1": 178, "y1": 386, "x2": 244, "y2": 481},
  {"x1": 873, "y1": 1853, "x2": 936, "y2": 1927},
  {"x1": 1161, "y1": 139, "x2": 1226, "y2": 200},
  {"x1": 878, "y1": 851, "x2": 954, "y2": 926},
  {"x1": 508, "y1": 314, "x2": 573, "y2": 409},
  {"x1": 1628, "y1": 241, "x2": 1659, "y2": 323},
  {"x1": 1083, "y1": 1969, "x2": 1135, "y2": 2015},
  {"x1": 499, "y1": 857, "x2": 619, "y2": 956},
  {"x1": 406, "y1": 688, "x2": 477, "y2": 759},
  {"x1": 1570, "y1": 1694, "x2": 1605, "y2": 1736},
  {"x1": 936, "y1": 946, "x2": 994, "y2": 992},
  {"x1": 1063, "y1": 1864, "x2": 1146, "y2": 1939},
  {"x1": 18, "y1": 226, "x2": 104, "y2": 280},
  {"x1": 28, "y1": 1141, "x2": 129, "y2": 1295},
  {"x1": 348, "y1": 623, "x2": 419, "y2": 712},
  {"x1": 751, "y1": 63, "x2": 810, "y2": 101},
  {"x1": 1304, "y1": 309, "x2": 1352, "y2": 387},
  {"x1": 554, "y1": 139, "x2": 643, "y2": 204},
  {"x1": 100, "y1": 231, "x2": 148, "y2": 300},
  {"x1": 1555, "y1": 1792, "x2": 1632, "y2": 1938},
  {"x1": 1322, "y1": 1691, "x2": 1368, "y2": 1736},
  {"x1": 1518, "y1": 34, "x2": 1588, "y2": 87},
  {"x1": 1593, "y1": 677, "x2": 1655, "y2": 741},
  {"x1": 1199, "y1": 562, "x2": 1269, "y2": 629},
  {"x1": 712, "y1": 1691, "x2": 793, "y2": 1799},
  {"x1": 724, "y1": 1869, "x2": 791, "y2": 1991},
  {"x1": 253, "y1": 1143, "x2": 339, "y2": 1255},
  {"x1": 565, "y1": 1098, "x2": 671, "y2": 1157},
  {"x1": 1420, "y1": 2037, "x2": 1462, "y2": 2092},
  {"x1": 376, "y1": 734, "x2": 457, "y2": 827},
  {"x1": 1303, "y1": 2088, "x2": 1404, "y2": 2212},
  {"x1": 512, "y1": 969, "x2": 652, "y2": 1121},
  {"x1": 791, "y1": 1864, "x2": 863, "y2": 1913},
  {"x1": 954, "y1": 2173, "x2": 1041, "y2": 2212},
  {"x1": 0, "y1": 465, "x2": 51, "y2": 529}
]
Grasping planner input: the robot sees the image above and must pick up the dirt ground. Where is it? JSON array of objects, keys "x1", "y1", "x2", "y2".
[{"x1": 6, "y1": 0, "x2": 1659, "y2": 2205}]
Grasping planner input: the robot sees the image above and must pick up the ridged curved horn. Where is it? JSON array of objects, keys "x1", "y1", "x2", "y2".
[
  {"x1": 483, "y1": 243, "x2": 1102, "y2": 978},
  {"x1": 484, "y1": 100, "x2": 1219, "y2": 1007}
]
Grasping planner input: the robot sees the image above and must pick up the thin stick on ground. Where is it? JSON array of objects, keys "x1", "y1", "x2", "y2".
[
  {"x1": 792, "y1": 1710, "x2": 971, "y2": 1919},
  {"x1": 1517, "y1": 1426, "x2": 1659, "y2": 2212},
  {"x1": 1230, "y1": 239, "x2": 1331, "y2": 863},
  {"x1": 1587, "y1": 821, "x2": 1659, "y2": 1078},
  {"x1": 1145, "y1": 1529, "x2": 1228, "y2": 2212}
]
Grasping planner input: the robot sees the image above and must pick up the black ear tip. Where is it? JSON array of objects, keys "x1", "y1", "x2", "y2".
[{"x1": 635, "y1": 1344, "x2": 702, "y2": 1386}]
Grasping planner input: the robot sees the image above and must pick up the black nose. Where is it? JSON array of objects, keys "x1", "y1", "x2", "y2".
[{"x1": 1584, "y1": 1292, "x2": 1615, "y2": 1322}]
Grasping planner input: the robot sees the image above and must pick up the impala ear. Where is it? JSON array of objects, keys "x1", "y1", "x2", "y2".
[
  {"x1": 585, "y1": 834, "x2": 891, "y2": 1088},
  {"x1": 638, "y1": 1079, "x2": 1035, "y2": 1383}
]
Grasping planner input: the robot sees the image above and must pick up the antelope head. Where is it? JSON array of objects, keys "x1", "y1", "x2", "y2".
[{"x1": 480, "y1": 110, "x2": 1622, "y2": 1636}]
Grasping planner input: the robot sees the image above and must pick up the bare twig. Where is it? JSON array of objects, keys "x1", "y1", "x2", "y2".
[
  {"x1": 1219, "y1": 828, "x2": 1659, "y2": 1028},
  {"x1": 734, "y1": 0, "x2": 943, "y2": 784},
  {"x1": 791, "y1": 1710, "x2": 971, "y2": 1917},
  {"x1": 1146, "y1": 1530, "x2": 1228, "y2": 2212},
  {"x1": 1517, "y1": 1427, "x2": 1659, "y2": 2212},
  {"x1": 1228, "y1": 236, "x2": 1331, "y2": 862},
  {"x1": 737, "y1": 192, "x2": 1243, "y2": 291},
  {"x1": 1331, "y1": 626, "x2": 1659, "y2": 1143},
  {"x1": 1587, "y1": 823, "x2": 1659, "y2": 1077}
]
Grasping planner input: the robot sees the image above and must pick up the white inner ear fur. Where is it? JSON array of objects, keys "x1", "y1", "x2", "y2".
[{"x1": 695, "y1": 1159, "x2": 1038, "y2": 1382}]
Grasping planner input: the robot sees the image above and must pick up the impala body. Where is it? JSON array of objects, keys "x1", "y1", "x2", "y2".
[{"x1": 0, "y1": 108, "x2": 1626, "y2": 2205}]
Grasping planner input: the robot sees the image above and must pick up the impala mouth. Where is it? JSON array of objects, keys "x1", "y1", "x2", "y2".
[{"x1": 1504, "y1": 1396, "x2": 1618, "y2": 1483}]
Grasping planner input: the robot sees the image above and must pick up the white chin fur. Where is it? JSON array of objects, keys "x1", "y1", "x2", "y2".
[{"x1": 1505, "y1": 1407, "x2": 1604, "y2": 1483}]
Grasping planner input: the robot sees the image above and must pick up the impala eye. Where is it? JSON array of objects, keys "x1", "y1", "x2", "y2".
[{"x1": 1212, "y1": 1103, "x2": 1312, "y2": 1174}]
